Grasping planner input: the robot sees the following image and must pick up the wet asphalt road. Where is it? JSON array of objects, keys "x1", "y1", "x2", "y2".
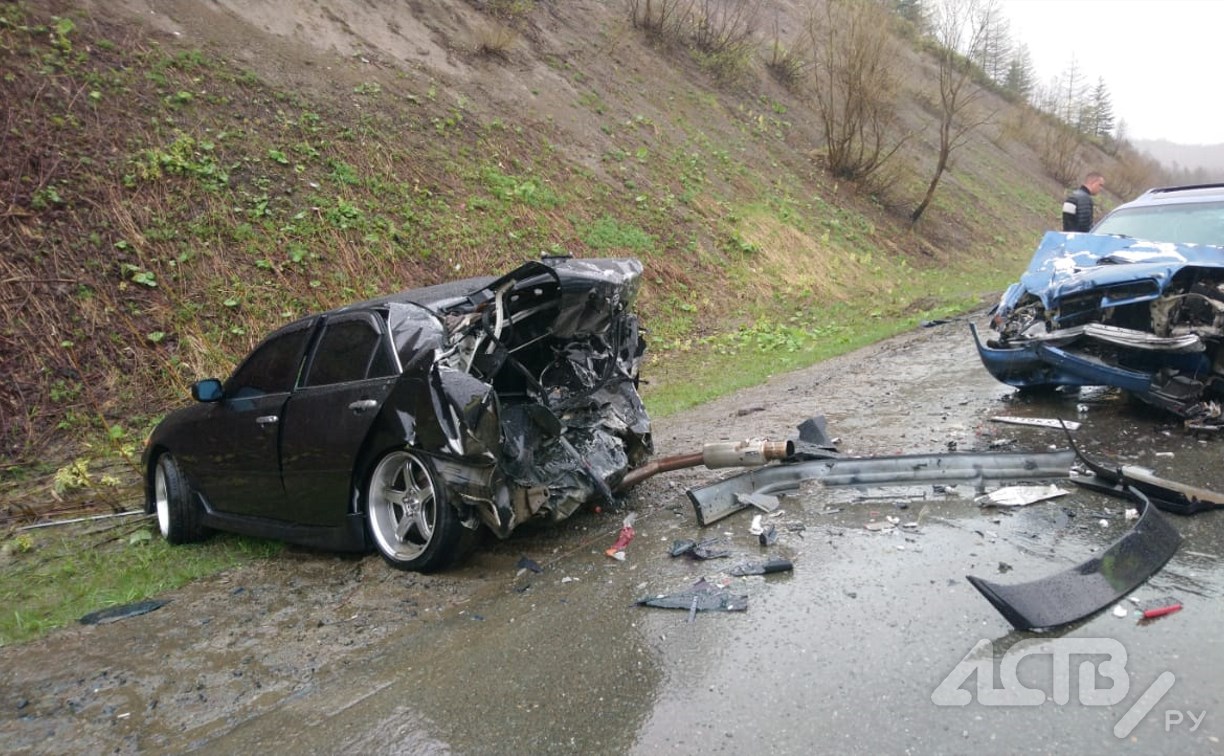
[{"x1": 197, "y1": 315, "x2": 1223, "y2": 755}]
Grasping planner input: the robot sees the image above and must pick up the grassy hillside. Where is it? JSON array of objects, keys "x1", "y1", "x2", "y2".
[{"x1": 1, "y1": 0, "x2": 1128, "y2": 520}]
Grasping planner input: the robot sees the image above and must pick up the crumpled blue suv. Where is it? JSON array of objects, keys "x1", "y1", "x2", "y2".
[{"x1": 973, "y1": 184, "x2": 1224, "y2": 424}]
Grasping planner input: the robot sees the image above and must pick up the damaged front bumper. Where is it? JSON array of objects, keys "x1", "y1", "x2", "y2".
[
  {"x1": 975, "y1": 231, "x2": 1224, "y2": 420},
  {"x1": 970, "y1": 322, "x2": 1156, "y2": 393}
]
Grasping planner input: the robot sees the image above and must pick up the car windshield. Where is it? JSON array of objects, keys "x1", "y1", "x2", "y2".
[{"x1": 1093, "y1": 201, "x2": 1224, "y2": 247}]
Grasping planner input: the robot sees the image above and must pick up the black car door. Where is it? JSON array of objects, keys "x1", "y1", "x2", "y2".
[
  {"x1": 183, "y1": 319, "x2": 316, "y2": 518},
  {"x1": 279, "y1": 311, "x2": 399, "y2": 526}
]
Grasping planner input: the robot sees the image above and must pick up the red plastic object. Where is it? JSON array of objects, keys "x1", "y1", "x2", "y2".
[
  {"x1": 1142, "y1": 602, "x2": 1182, "y2": 620},
  {"x1": 604, "y1": 525, "x2": 635, "y2": 557}
]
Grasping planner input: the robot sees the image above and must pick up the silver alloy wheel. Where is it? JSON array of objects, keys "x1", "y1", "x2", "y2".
[
  {"x1": 368, "y1": 450, "x2": 438, "y2": 563},
  {"x1": 154, "y1": 459, "x2": 171, "y2": 538}
]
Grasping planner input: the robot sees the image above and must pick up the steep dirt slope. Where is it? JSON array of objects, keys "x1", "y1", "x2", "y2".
[{"x1": 2, "y1": 0, "x2": 1119, "y2": 509}]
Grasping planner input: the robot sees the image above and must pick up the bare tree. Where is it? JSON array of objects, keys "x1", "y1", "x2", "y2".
[
  {"x1": 972, "y1": 0, "x2": 1011, "y2": 83},
  {"x1": 765, "y1": 13, "x2": 810, "y2": 89},
  {"x1": 910, "y1": 0, "x2": 997, "y2": 223},
  {"x1": 629, "y1": 0, "x2": 694, "y2": 36},
  {"x1": 692, "y1": 0, "x2": 759, "y2": 54},
  {"x1": 806, "y1": 0, "x2": 908, "y2": 183},
  {"x1": 1039, "y1": 119, "x2": 1081, "y2": 187},
  {"x1": 1055, "y1": 55, "x2": 1087, "y2": 125},
  {"x1": 1111, "y1": 141, "x2": 1167, "y2": 199}
]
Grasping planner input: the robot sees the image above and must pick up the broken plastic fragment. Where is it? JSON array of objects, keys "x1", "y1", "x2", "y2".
[
  {"x1": 668, "y1": 539, "x2": 697, "y2": 557},
  {"x1": 1112, "y1": 604, "x2": 1128, "y2": 618},
  {"x1": 516, "y1": 556, "x2": 543, "y2": 574},
  {"x1": 729, "y1": 557, "x2": 793, "y2": 576},
  {"x1": 1138, "y1": 596, "x2": 1183, "y2": 620},
  {"x1": 736, "y1": 492, "x2": 781, "y2": 512},
  {"x1": 758, "y1": 524, "x2": 778, "y2": 546},
  {"x1": 989, "y1": 416, "x2": 1081, "y2": 431},
  {"x1": 637, "y1": 578, "x2": 748, "y2": 612},
  {"x1": 604, "y1": 515, "x2": 636, "y2": 559},
  {"x1": 968, "y1": 486, "x2": 1181, "y2": 631},
  {"x1": 976, "y1": 484, "x2": 1069, "y2": 508},
  {"x1": 692, "y1": 540, "x2": 731, "y2": 560},
  {"x1": 79, "y1": 599, "x2": 169, "y2": 626},
  {"x1": 669, "y1": 537, "x2": 729, "y2": 559}
]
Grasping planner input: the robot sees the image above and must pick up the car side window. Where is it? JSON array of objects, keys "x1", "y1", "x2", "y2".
[
  {"x1": 227, "y1": 325, "x2": 313, "y2": 398},
  {"x1": 304, "y1": 315, "x2": 396, "y2": 387}
]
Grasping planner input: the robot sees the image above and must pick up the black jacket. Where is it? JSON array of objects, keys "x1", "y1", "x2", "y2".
[{"x1": 1062, "y1": 186, "x2": 1094, "y2": 232}]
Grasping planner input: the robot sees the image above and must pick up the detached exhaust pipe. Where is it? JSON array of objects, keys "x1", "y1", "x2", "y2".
[{"x1": 616, "y1": 439, "x2": 794, "y2": 493}]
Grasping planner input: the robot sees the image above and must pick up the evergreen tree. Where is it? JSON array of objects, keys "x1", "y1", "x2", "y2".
[
  {"x1": 1091, "y1": 77, "x2": 1115, "y2": 139},
  {"x1": 1003, "y1": 43, "x2": 1035, "y2": 102}
]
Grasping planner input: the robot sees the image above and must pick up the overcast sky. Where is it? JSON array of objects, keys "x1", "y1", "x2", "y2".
[{"x1": 996, "y1": 0, "x2": 1224, "y2": 145}]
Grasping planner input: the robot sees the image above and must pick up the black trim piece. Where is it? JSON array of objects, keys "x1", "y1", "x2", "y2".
[{"x1": 967, "y1": 487, "x2": 1181, "y2": 631}]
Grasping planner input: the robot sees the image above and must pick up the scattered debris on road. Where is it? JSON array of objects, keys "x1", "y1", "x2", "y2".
[
  {"x1": 990, "y1": 416, "x2": 1081, "y2": 431},
  {"x1": 1138, "y1": 596, "x2": 1183, "y2": 620},
  {"x1": 79, "y1": 599, "x2": 169, "y2": 626},
  {"x1": 515, "y1": 556, "x2": 543, "y2": 574},
  {"x1": 687, "y1": 446, "x2": 1076, "y2": 525},
  {"x1": 604, "y1": 514, "x2": 637, "y2": 560},
  {"x1": 637, "y1": 578, "x2": 748, "y2": 613},
  {"x1": 728, "y1": 557, "x2": 793, "y2": 576},
  {"x1": 976, "y1": 484, "x2": 1070, "y2": 508},
  {"x1": 655, "y1": 417, "x2": 1192, "y2": 632}
]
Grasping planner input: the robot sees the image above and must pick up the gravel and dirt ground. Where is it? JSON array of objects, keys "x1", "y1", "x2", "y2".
[{"x1": 3, "y1": 314, "x2": 1221, "y2": 754}]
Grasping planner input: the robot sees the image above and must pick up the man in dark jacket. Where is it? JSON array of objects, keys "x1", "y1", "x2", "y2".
[{"x1": 1062, "y1": 172, "x2": 1105, "y2": 232}]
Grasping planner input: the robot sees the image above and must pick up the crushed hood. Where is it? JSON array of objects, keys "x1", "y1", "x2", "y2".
[{"x1": 1002, "y1": 231, "x2": 1224, "y2": 312}]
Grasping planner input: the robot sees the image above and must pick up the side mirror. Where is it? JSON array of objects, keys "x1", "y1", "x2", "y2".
[{"x1": 191, "y1": 378, "x2": 224, "y2": 403}]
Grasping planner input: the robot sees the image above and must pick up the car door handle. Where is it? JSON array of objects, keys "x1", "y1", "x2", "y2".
[
  {"x1": 256, "y1": 415, "x2": 279, "y2": 426},
  {"x1": 348, "y1": 399, "x2": 377, "y2": 413}
]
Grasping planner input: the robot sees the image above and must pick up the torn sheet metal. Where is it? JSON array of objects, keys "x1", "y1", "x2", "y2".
[
  {"x1": 990, "y1": 416, "x2": 1081, "y2": 431},
  {"x1": 967, "y1": 487, "x2": 1182, "y2": 631},
  {"x1": 687, "y1": 449, "x2": 1076, "y2": 526},
  {"x1": 419, "y1": 257, "x2": 653, "y2": 533},
  {"x1": 976, "y1": 484, "x2": 1069, "y2": 508}
]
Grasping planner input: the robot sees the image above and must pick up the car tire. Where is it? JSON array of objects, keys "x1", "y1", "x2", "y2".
[
  {"x1": 153, "y1": 454, "x2": 208, "y2": 544},
  {"x1": 365, "y1": 449, "x2": 474, "y2": 572}
]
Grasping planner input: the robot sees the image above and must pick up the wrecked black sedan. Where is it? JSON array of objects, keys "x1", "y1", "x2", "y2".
[
  {"x1": 143, "y1": 257, "x2": 652, "y2": 571},
  {"x1": 973, "y1": 184, "x2": 1224, "y2": 422}
]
